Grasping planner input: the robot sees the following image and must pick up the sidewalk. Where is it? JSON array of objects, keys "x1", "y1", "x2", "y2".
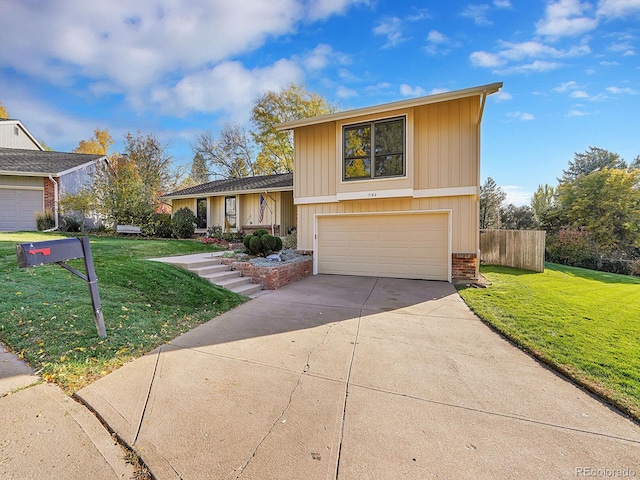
[{"x1": 0, "y1": 342, "x2": 135, "y2": 479}]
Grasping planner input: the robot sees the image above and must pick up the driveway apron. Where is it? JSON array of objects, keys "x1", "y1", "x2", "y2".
[{"x1": 77, "y1": 275, "x2": 640, "y2": 479}]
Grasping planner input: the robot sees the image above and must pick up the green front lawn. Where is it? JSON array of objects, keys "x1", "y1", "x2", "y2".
[
  {"x1": 458, "y1": 263, "x2": 640, "y2": 421},
  {"x1": 0, "y1": 232, "x2": 245, "y2": 392}
]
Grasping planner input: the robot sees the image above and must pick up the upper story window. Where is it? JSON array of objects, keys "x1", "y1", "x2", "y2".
[{"x1": 343, "y1": 116, "x2": 405, "y2": 181}]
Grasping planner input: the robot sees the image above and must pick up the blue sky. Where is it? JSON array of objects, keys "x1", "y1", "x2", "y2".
[{"x1": 1, "y1": 0, "x2": 638, "y2": 205}]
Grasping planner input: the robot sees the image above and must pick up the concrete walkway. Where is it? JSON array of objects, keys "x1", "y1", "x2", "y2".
[
  {"x1": 0, "y1": 343, "x2": 134, "y2": 479},
  {"x1": 76, "y1": 275, "x2": 640, "y2": 479}
]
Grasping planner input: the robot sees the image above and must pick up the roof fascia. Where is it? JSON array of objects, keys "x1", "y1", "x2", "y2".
[
  {"x1": 164, "y1": 185, "x2": 293, "y2": 200},
  {"x1": 275, "y1": 82, "x2": 503, "y2": 131},
  {"x1": 56, "y1": 156, "x2": 106, "y2": 176}
]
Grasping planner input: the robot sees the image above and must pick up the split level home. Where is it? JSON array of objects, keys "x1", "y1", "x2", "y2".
[
  {"x1": 166, "y1": 81, "x2": 502, "y2": 282},
  {"x1": 275, "y1": 82, "x2": 503, "y2": 283},
  {"x1": 0, "y1": 119, "x2": 107, "y2": 231}
]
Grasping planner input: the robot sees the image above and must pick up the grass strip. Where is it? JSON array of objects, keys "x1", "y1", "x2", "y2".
[
  {"x1": 0, "y1": 232, "x2": 245, "y2": 392},
  {"x1": 458, "y1": 263, "x2": 640, "y2": 422}
]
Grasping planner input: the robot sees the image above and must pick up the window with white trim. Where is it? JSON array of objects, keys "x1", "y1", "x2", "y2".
[{"x1": 343, "y1": 116, "x2": 405, "y2": 181}]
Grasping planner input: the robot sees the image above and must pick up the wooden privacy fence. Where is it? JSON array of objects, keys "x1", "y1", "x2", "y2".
[{"x1": 480, "y1": 229, "x2": 546, "y2": 273}]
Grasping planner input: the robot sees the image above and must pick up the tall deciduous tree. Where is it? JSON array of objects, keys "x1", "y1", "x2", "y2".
[
  {"x1": 251, "y1": 84, "x2": 338, "y2": 174},
  {"x1": 0, "y1": 101, "x2": 9, "y2": 119},
  {"x1": 59, "y1": 188, "x2": 94, "y2": 233},
  {"x1": 500, "y1": 204, "x2": 536, "y2": 230},
  {"x1": 124, "y1": 131, "x2": 175, "y2": 205},
  {"x1": 192, "y1": 123, "x2": 255, "y2": 179},
  {"x1": 559, "y1": 146, "x2": 626, "y2": 184},
  {"x1": 74, "y1": 128, "x2": 113, "y2": 155},
  {"x1": 479, "y1": 177, "x2": 506, "y2": 229},
  {"x1": 556, "y1": 167, "x2": 640, "y2": 255},
  {"x1": 530, "y1": 183, "x2": 555, "y2": 227},
  {"x1": 92, "y1": 131, "x2": 175, "y2": 225},
  {"x1": 189, "y1": 152, "x2": 210, "y2": 185}
]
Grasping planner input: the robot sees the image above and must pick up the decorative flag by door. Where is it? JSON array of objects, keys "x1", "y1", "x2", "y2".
[{"x1": 259, "y1": 194, "x2": 266, "y2": 223}]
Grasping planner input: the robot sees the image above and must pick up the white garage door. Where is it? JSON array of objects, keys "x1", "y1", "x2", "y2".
[
  {"x1": 0, "y1": 188, "x2": 43, "y2": 231},
  {"x1": 317, "y1": 212, "x2": 450, "y2": 281}
]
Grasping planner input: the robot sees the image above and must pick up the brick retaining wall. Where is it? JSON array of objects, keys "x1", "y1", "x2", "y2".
[{"x1": 221, "y1": 257, "x2": 313, "y2": 290}]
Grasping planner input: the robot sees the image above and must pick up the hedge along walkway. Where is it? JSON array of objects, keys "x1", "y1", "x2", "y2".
[{"x1": 458, "y1": 263, "x2": 640, "y2": 422}]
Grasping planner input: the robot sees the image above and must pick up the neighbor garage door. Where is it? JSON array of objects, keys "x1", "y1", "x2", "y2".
[
  {"x1": 0, "y1": 188, "x2": 43, "y2": 231},
  {"x1": 317, "y1": 212, "x2": 450, "y2": 281}
]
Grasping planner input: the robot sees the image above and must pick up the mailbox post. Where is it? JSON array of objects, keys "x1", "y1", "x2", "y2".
[{"x1": 16, "y1": 236, "x2": 106, "y2": 338}]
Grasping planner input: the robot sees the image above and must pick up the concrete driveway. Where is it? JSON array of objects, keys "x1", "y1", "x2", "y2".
[{"x1": 77, "y1": 275, "x2": 640, "y2": 479}]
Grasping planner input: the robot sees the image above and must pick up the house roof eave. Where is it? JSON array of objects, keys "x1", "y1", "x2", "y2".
[
  {"x1": 164, "y1": 185, "x2": 294, "y2": 200},
  {"x1": 275, "y1": 82, "x2": 503, "y2": 131}
]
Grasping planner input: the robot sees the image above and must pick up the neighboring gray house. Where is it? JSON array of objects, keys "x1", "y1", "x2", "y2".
[{"x1": 0, "y1": 119, "x2": 106, "y2": 231}]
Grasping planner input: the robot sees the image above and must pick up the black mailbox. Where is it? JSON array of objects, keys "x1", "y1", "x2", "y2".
[
  {"x1": 16, "y1": 237, "x2": 106, "y2": 338},
  {"x1": 16, "y1": 238, "x2": 85, "y2": 268}
]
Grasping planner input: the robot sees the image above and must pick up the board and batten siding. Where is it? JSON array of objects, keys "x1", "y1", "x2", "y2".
[
  {"x1": 294, "y1": 96, "x2": 480, "y2": 200},
  {"x1": 297, "y1": 196, "x2": 476, "y2": 253}
]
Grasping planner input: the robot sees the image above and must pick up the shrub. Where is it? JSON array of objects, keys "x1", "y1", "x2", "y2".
[
  {"x1": 35, "y1": 210, "x2": 55, "y2": 231},
  {"x1": 630, "y1": 260, "x2": 640, "y2": 277},
  {"x1": 248, "y1": 235, "x2": 263, "y2": 255},
  {"x1": 282, "y1": 231, "x2": 297, "y2": 250},
  {"x1": 252, "y1": 229, "x2": 269, "y2": 237},
  {"x1": 60, "y1": 216, "x2": 82, "y2": 233},
  {"x1": 171, "y1": 207, "x2": 196, "y2": 239},
  {"x1": 142, "y1": 213, "x2": 173, "y2": 238},
  {"x1": 261, "y1": 234, "x2": 282, "y2": 254},
  {"x1": 546, "y1": 229, "x2": 598, "y2": 270},
  {"x1": 205, "y1": 225, "x2": 244, "y2": 243}
]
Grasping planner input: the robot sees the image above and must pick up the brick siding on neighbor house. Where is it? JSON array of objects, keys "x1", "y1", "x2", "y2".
[
  {"x1": 222, "y1": 257, "x2": 313, "y2": 290},
  {"x1": 452, "y1": 253, "x2": 477, "y2": 280},
  {"x1": 43, "y1": 177, "x2": 59, "y2": 213}
]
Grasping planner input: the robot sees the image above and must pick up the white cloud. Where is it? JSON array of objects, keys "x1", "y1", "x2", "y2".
[
  {"x1": 535, "y1": 0, "x2": 599, "y2": 38},
  {"x1": 553, "y1": 80, "x2": 580, "y2": 92},
  {"x1": 570, "y1": 90, "x2": 590, "y2": 98},
  {"x1": 597, "y1": 0, "x2": 640, "y2": 17},
  {"x1": 0, "y1": 0, "x2": 363, "y2": 112},
  {"x1": 506, "y1": 111, "x2": 535, "y2": 121},
  {"x1": 600, "y1": 60, "x2": 621, "y2": 66},
  {"x1": 493, "y1": 0, "x2": 513, "y2": 7},
  {"x1": 336, "y1": 86, "x2": 358, "y2": 98},
  {"x1": 470, "y1": 51, "x2": 506, "y2": 67},
  {"x1": 493, "y1": 91, "x2": 513, "y2": 102},
  {"x1": 566, "y1": 108, "x2": 590, "y2": 116},
  {"x1": 460, "y1": 4, "x2": 493, "y2": 26},
  {"x1": 425, "y1": 30, "x2": 458, "y2": 55},
  {"x1": 400, "y1": 84, "x2": 427, "y2": 96},
  {"x1": 373, "y1": 17, "x2": 406, "y2": 48},
  {"x1": 428, "y1": 88, "x2": 451, "y2": 95},
  {"x1": 502, "y1": 185, "x2": 533, "y2": 206},
  {"x1": 471, "y1": 39, "x2": 589, "y2": 73},
  {"x1": 152, "y1": 59, "x2": 304, "y2": 121},
  {"x1": 606, "y1": 86, "x2": 639, "y2": 94}
]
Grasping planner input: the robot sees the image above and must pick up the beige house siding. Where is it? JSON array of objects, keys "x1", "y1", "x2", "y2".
[
  {"x1": 295, "y1": 97, "x2": 480, "y2": 201},
  {"x1": 297, "y1": 195, "x2": 476, "y2": 253},
  {"x1": 171, "y1": 198, "x2": 195, "y2": 214},
  {"x1": 169, "y1": 191, "x2": 295, "y2": 234},
  {"x1": 414, "y1": 97, "x2": 479, "y2": 190}
]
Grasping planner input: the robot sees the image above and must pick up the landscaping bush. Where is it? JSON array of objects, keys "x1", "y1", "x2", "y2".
[
  {"x1": 282, "y1": 231, "x2": 297, "y2": 250},
  {"x1": 242, "y1": 230, "x2": 283, "y2": 256},
  {"x1": 60, "y1": 216, "x2": 82, "y2": 233},
  {"x1": 142, "y1": 213, "x2": 173, "y2": 238},
  {"x1": 205, "y1": 225, "x2": 244, "y2": 243},
  {"x1": 545, "y1": 229, "x2": 598, "y2": 270},
  {"x1": 171, "y1": 207, "x2": 196, "y2": 239},
  {"x1": 35, "y1": 210, "x2": 55, "y2": 231},
  {"x1": 261, "y1": 234, "x2": 282, "y2": 254}
]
